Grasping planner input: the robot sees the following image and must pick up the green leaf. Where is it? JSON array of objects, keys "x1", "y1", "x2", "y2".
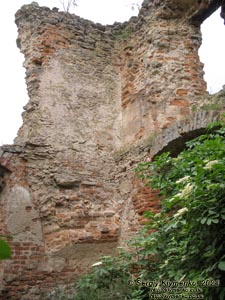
[
  {"x1": 0, "y1": 239, "x2": 11, "y2": 260},
  {"x1": 206, "y1": 218, "x2": 212, "y2": 225},
  {"x1": 211, "y1": 218, "x2": 219, "y2": 224},
  {"x1": 218, "y1": 261, "x2": 225, "y2": 271},
  {"x1": 200, "y1": 217, "x2": 207, "y2": 224}
]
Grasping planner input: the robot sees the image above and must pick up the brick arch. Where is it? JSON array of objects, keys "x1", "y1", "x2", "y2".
[
  {"x1": 149, "y1": 110, "x2": 221, "y2": 159},
  {"x1": 130, "y1": 110, "x2": 223, "y2": 227}
]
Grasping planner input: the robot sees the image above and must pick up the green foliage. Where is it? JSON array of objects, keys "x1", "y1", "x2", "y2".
[
  {"x1": 0, "y1": 236, "x2": 12, "y2": 260},
  {"x1": 74, "y1": 255, "x2": 143, "y2": 300},
  {"x1": 134, "y1": 121, "x2": 225, "y2": 299}
]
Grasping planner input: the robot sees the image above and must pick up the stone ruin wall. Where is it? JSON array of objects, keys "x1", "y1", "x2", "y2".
[{"x1": 0, "y1": 0, "x2": 225, "y2": 298}]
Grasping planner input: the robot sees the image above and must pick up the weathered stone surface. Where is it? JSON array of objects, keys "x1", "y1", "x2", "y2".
[
  {"x1": 54, "y1": 174, "x2": 81, "y2": 188},
  {"x1": 0, "y1": 0, "x2": 225, "y2": 299},
  {"x1": 6, "y1": 185, "x2": 42, "y2": 243}
]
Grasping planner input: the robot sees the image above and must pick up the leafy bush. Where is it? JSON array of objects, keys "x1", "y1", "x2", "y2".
[
  {"x1": 135, "y1": 121, "x2": 225, "y2": 299},
  {"x1": 75, "y1": 255, "x2": 143, "y2": 300}
]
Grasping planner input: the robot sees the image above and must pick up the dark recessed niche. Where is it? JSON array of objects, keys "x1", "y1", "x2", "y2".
[{"x1": 0, "y1": 165, "x2": 11, "y2": 193}]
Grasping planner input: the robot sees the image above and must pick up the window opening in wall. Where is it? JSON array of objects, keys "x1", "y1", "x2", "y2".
[{"x1": 199, "y1": 8, "x2": 225, "y2": 94}]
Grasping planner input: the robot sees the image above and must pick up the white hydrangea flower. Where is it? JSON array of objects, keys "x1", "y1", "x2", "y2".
[
  {"x1": 176, "y1": 176, "x2": 190, "y2": 184},
  {"x1": 179, "y1": 183, "x2": 194, "y2": 198},
  {"x1": 174, "y1": 207, "x2": 188, "y2": 218},
  {"x1": 92, "y1": 261, "x2": 102, "y2": 267},
  {"x1": 203, "y1": 159, "x2": 209, "y2": 163},
  {"x1": 203, "y1": 160, "x2": 219, "y2": 170},
  {"x1": 174, "y1": 193, "x2": 181, "y2": 198},
  {"x1": 163, "y1": 259, "x2": 169, "y2": 266}
]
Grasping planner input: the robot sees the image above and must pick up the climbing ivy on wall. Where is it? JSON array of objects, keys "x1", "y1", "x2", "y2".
[{"x1": 51, "y1": 119, "x2": 225, "y2": 300}]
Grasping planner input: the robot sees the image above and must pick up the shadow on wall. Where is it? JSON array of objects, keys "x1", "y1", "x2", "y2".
[{"x1": 0, "y1": 165, "x2": 11, "y2": 193}]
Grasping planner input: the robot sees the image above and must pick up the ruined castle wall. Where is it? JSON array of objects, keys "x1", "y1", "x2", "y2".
[
  {"x1": 120, "y1": 0, "x2": 207, "y2": 146},
  {"x1": 14, "y1": 3, "x2": 125, "y2": 251},
  {"x1": 0, "y1": 1, "x2": 225, "y2": 298},
  {"x1": 1, "y1": 4, "x2": 126, "y2": 298}
]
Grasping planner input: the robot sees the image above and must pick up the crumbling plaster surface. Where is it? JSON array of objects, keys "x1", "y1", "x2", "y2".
[
  {"x1": 6, "y1": 185, "x2": 42, "y2": 243},
  {"x1": 0, "y1": 0, "x2": 225, "y2": 298}
]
